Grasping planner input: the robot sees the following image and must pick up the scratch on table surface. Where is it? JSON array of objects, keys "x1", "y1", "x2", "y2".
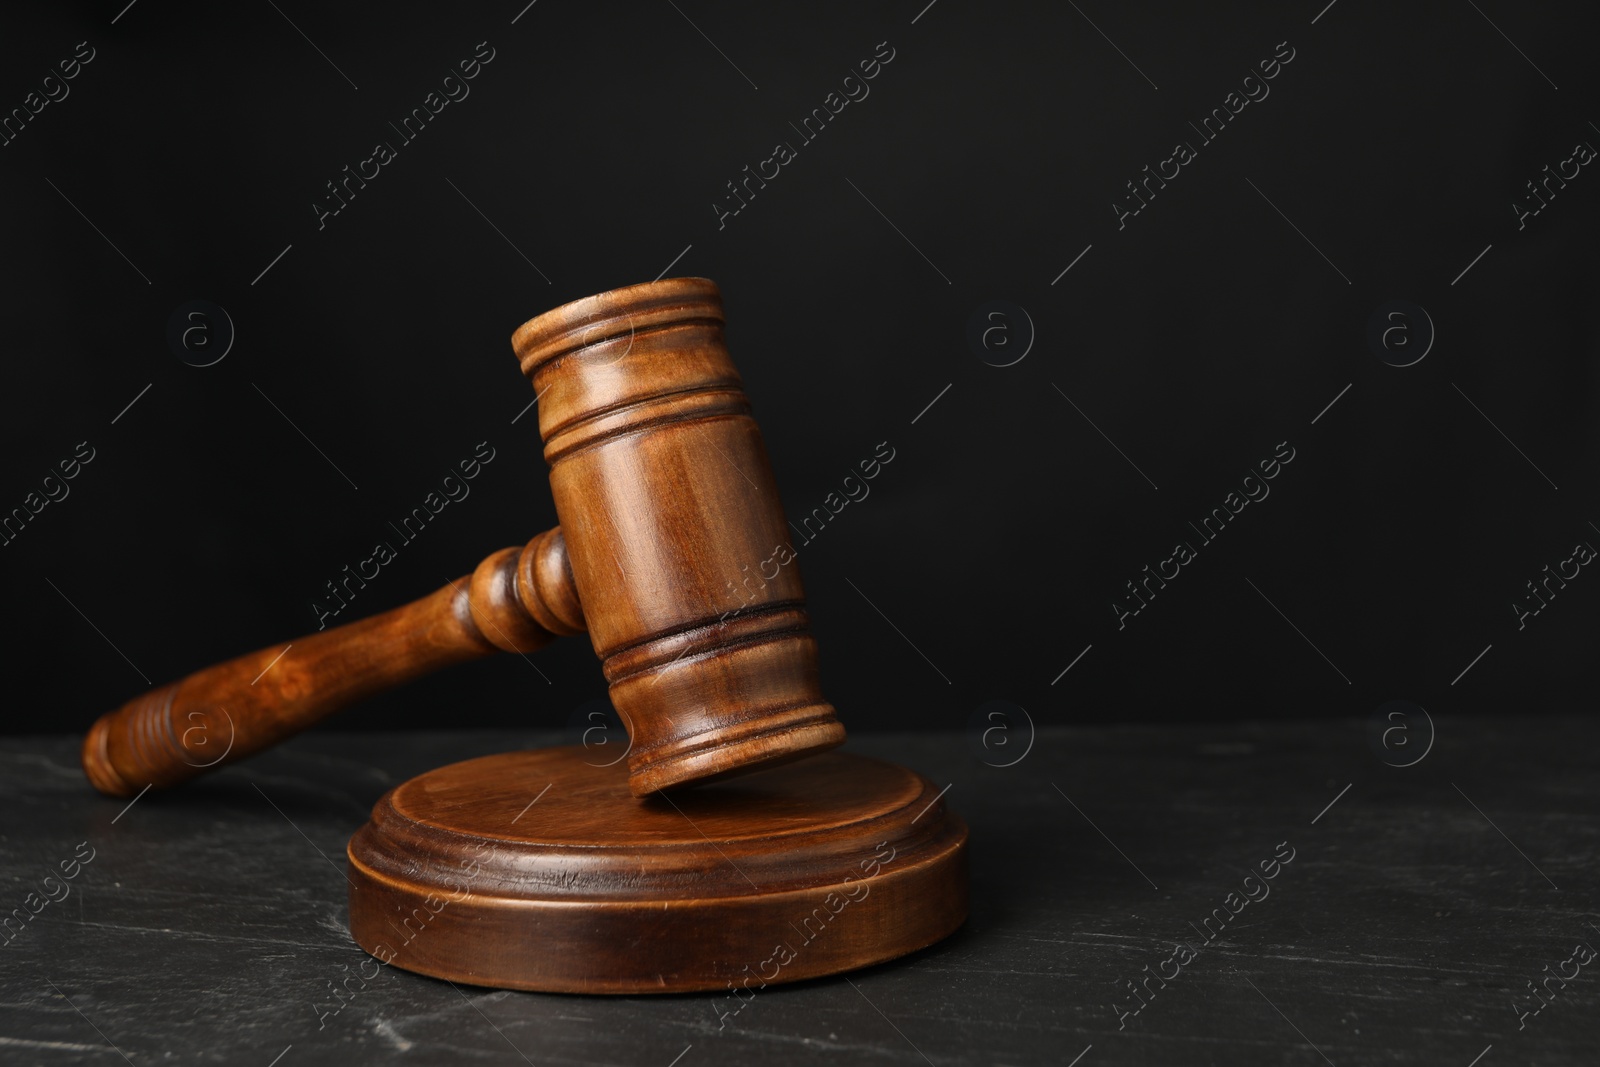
[
  {"x1": 0, "y1": 1036, "x2": 114, "y2": 1052},
  {"x1": 906, "y1": 965, "x2": 1092, "y2": 980},
  {"x1": 0, "y1": 752, "x2": 86, "y2": 779},
  {"x1": 316, "y1": 913, "x2": 353, "y2": 939},
  {"x1": 55, "y1": 918, "x2": 339, "y2": 952},
  {"x1": 357, "y1": 992, "x2": 518, "y2": 1036},
  {"x1": 998, "y1": 930, "x2": 1160, "y2": 944},
  {"x1": 1244, "y1": 950, "x2": 1499, "y2": 976},
  {"x1": 373, "y1": 1018, "x2": 415, "y2": 1052},
  {"x1": 682, "y1": 1021, "x2": 908, "y2": 1056}
]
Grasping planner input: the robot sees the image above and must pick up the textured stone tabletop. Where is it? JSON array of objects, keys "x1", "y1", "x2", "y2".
[{"x1": 2, "y1": 718, "x2": 1595, "y2": 1065}]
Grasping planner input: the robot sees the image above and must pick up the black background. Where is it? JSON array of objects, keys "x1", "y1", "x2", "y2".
[{"x1": 3, "y1": 0, "x2": 1594, "y2": 738}]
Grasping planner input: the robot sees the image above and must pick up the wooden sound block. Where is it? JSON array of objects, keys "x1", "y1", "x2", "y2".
[{"x1": 346, "y1": 747, "x2": 968, "y2": 994}]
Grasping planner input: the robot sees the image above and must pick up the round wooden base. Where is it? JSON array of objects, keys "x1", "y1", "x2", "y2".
[{"x1": 346, "y1": 747, "x2": 967, "y2": 994}]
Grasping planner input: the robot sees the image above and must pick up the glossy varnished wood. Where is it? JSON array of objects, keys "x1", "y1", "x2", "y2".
[
  {"x1": 511, "y1": 278, "x2": 846, "y2": 795},
  {"x1": 346, "y1": 747, "x2": 968, "y2": 993},
  {"x1": 86, "y1": 278, "x2": 848, "y2": 799},
  {"x1": 81, "y1": 528, "x2": 583, "y2": 797}
]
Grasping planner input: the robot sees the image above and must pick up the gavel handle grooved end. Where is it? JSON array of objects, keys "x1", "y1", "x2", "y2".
[{"x1": 81, "y1": 527, "x2": 582, "y2": 797}]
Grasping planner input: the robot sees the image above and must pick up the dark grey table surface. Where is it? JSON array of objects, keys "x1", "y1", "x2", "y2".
[{"x1": 2, "y1": 718, "x2": 1596, "y2": 1066}]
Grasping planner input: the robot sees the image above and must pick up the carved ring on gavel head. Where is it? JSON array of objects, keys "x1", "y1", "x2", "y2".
[{"x1": 511, "y1": 277, "x2": 846, "y2": 795}]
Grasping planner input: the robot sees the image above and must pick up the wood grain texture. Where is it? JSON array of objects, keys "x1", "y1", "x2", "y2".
[
  {"x1": 84, "y1": 279, "x2": 847, "y2": 800},
  {"x1": 81, "y1": 528, "x2": 582, "y2": 797},
  {"x1": 346, "y1": 747, "x2": 967, "y2": 993},
  {"x1": 511, "y1": 278, "x2": 846, "y2": 796}
]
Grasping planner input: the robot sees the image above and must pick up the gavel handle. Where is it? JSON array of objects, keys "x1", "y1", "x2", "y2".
[{"x1": 82, "y1": 528, "x2": 585, "y2": 797}]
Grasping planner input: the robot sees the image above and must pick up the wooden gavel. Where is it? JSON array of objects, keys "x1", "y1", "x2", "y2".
[{"x1": 82, "y1": 278, "x2": 845, "y2": 798}]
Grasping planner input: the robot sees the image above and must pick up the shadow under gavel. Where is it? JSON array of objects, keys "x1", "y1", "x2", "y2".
[
  {"x1": 84, "y1": 277, "x2": 847, "y2": 800},
  {"x1": 81, "y1": 528, "x2": 584, "y2": 798}
]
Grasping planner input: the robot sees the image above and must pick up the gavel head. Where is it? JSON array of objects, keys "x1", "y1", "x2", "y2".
[{"x1": 512, "y1": 278, "x2": 846, "y2": 796}]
